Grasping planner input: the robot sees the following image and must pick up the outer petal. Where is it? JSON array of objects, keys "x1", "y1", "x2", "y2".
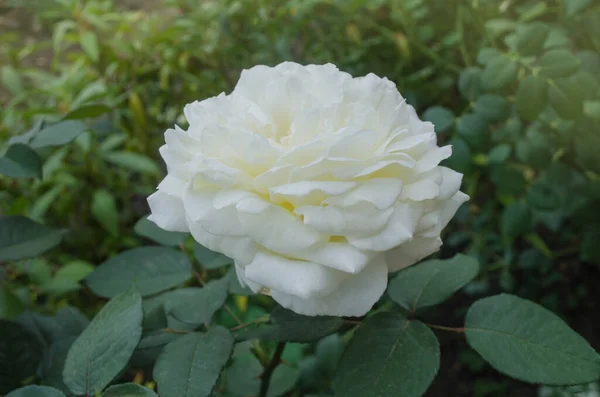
[
  {"x1": 270, "y1": 254, "x2": 388, "y2": 317},
  {"x1": 147, "y1": 191, "x2": 188, "y2": 232},
  {"x1": 385, "y1": 236, "x2": 443, "y2": 272},
  {"x1": 242, "y1": 251, "x2": 345, "y2": 299}
]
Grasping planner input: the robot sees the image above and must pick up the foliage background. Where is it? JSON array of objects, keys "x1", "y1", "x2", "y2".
[{"x1": 1, "y1": 0, "x2": 600, "y2": 396}]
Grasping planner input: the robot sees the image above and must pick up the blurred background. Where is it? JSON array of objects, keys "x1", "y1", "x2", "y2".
[{"x1": 1, "y1": 0, "x2": 600, "y2": 396}]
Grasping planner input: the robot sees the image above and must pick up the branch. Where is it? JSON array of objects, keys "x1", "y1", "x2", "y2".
[{"x1": 258, "y1": 342, "x2": 286, "y2": 397}]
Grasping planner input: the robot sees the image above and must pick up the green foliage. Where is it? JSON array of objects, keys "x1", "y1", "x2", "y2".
[
  {"x1": 1, "y1": 0, "x2": 600, "y2": 395},
  {"x1": 465, "y1": 294, "x2": 600, "y2": 385}
]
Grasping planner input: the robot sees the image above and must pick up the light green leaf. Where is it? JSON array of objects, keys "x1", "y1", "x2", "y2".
[
  {"x1": 235, "y1": 306, "x2": 343, "y2": 342},
  {"x1": 63, "y1": 287, "x2": 143, "y2": 396},
  {"x1": 134, "y1": 216, "x2": 187, "y2": 247},
  {"x1": 85, "y1": 246, "x2": 192, "y2": 298},
  {"x1": 388, "y1": 254, "x2": 479, "y2": 311},
  {"x1": 458, "y1": 67, "x2": 483, "y2": 100},
  {"x1": 465, "y1": 293, "x2": 600, "y2": 385},
  {"x1": 6, "y1": 386, "x2": 66, "y2": 397},
  {"x1": 1, "y1": 66, "x2": 23, "y2": 95},
  {"x1": 30, "y1": 120, "x2": 88, "y2": 148},
  {"x1": 473, "y1": 94, "x2": 509, "y2": 121},
  {"x1": 422, "y1": 106, "x2": 455, "y2": 133},
  {"x1": 102, "y1": 151, "x2": 160, "y2": 175},
  {"x1": 584, "y1": 101, "x2": 600, "y2": 119},
  {"x1": 102, "y1": 383, "x2": 158, "y2": 397},
  {"x1": 194, "y1": 243, "x2": 232, "y2": 269},
  {"x1": 565, "y1": 0, "x2": 592, "y2": 16},
  {"x1": 41, "y1": 260, "x2": 94, "y2": 295},
  {"x1": 333, "y1": 312, "x2": 439, "y2": 397},
  {"x1": 541, "y1": 49, "x2": 581, "y2": 78},
  {"x1": 91, "y1": 189, "x2": 119, "y2": 237},
  {"x1": 488, "y1": 144, "x2": 512, "y2": 165},
  {"x1": 517, "y1": 22, "x2": 549, "y2": 56},
  {"x1": 549, "y1": 79, "x2": 584, "y2": 120},
  {"x1": 0, "y1": 144, "x2": 42, "y2": 179},
  {"x1": 153, "y1": 327, "x2": 234, "y2": 397},
  {"x1": 166, "y1": 276, "x2": 229, "y2": 327},
  {"x1": 516, "y1": 75, "x2": 548, "y2": 121},
  {"x1": 64, "y1": 104, "x2": 111, "y2": 120},
  {"x1": 482, "y1": 55, "x2": 518, "y2": 91},
  {"x1": 79, "y1": 31, "x2": 99, "y2": 62},
  {"x1": 0, "y1": 320, "x2": 44, "y2": 394},
  {"x1": 0, "y1": 216, "x2": 67, "y2": 261}
]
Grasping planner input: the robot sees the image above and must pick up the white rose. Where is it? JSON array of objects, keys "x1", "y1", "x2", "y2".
[{"x1": 148, "y1": 62, "x2": 468, "y2": 317}]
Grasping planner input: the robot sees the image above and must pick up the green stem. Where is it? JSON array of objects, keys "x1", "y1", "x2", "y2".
[{"x1": 258, "y1": 342, "x2": 286, "y2": 397}]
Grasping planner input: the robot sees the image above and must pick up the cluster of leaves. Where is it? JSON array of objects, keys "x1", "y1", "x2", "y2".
[{"x1": 2, "y1": 0, "x2": 600, "y2": 396}]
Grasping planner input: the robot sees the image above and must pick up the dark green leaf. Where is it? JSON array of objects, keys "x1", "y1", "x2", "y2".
[
  {"x1": 30, "y1": 120, "x2": 88, "y2": 148},
  {"x1": 482, "y1": 56, "x2": 518, "y2": 91},
  {"x1": 38, "y1": 336, "x2": 77, "y2": 394},
  {"x1": 166, "y1": 276, "x2": 229, "y2": 327},
  {"x1": 502, "y1": 202, "x2": 534, "y2": 238},
  {"x1": 102, "y1": 152, "x2": 160, "y2": 175},
  {"x1": 91, "y1": 189, "x2": 119, "y2": 237},
  {"x1": 541, "y1": 49, "x2": 581, "y2": 78},
  {"x1": 63, "y1": 104, "x2": 111, "y2": 120},
  {"x1": 388, "y1": 254, "x2": 479, "y2": 311},
  {"x1": 102, "y1": 383, "x2": 158, "y2": 397},
  {"x1": 333, "y1": 312, "x2": 439, "y2": 397},
  {"x1": 134, "y1": 216, "x2": 187, "y2": 246},
  {"x1": 473, "y1": 94, "x2": 509, "y2": 121},
  {"x1": 0, "y1": 320, "x2": 44, "y2": 394},
  {"x1": 0, "y1": 144, "x2": 42, "y2": 179},
  {"x1": 516, "y1": 75, "x2": 548, "y2": 121},
  {"x1": 517, "y1": 22, "x2": 549, "y2": 56},
  {"x1": 268, "y1": 365, "x2": 300, "y2": 397},
  {"x1": 443, "y1": 138, "x2": 472, "y2": 174},
  {"x1": 488, "y1": 144, "x2": 512, "y2": 165},
  {"x1": 194, "y1": 243, "x2": 232, "y2": 269},
  {"x1": 490, "y1": 167, "x2": 527, "y2": 196},
  {"x1": 0, "y1": 216, "x2": 67, "y2": 261},
  {"x1": 227, "y1": 268, "x2": 254, "y2": 296},
  {"x1": 465, "y1": 294, "x2": 600, "y2": 385},
  {"x1": 225, "y1": 352, "x2": 262, "y2": 396},
  {"x1": 0, "y1": 285, "x2": 24, "y2": 320},
  {"x1": 6, "y1": 386, "x2": 66, "y2": 397},
  {"x1": 235, "y1": 306, "x2": 343, "y2": 342},
  {"x1": 458, "y1": 67, "x2": 483, "y2": 100},
  {"x1": 422, "y1": 106, "x2": 455, "y2": 133},
  {"x1": 457, "y1": 113, "x2": 489, "y2": 149},
  {"x1": 153, "y1": 327, "x2": 234, "y2": 397},
  {"x1": 549, "y1": 80, "x2": 583, "y2": 120},
  {"x1": 16, "y1": 306, "x2": 89, "y2": 346},
  {"x1": 527, "y1": 182, "x2": 561, "y2": 210},
  {"x1": 581, "y1": 225, "x2": 600, "y2": 264},
  {"x1": 63, "y1": 287, "x2": 143, "y2": 396},
  {"x1": 85, "y1": 246, "x2": 192, "y2": 298}
]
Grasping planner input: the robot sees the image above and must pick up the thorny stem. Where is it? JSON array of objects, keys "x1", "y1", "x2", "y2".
[{"x1": 258, "y1": 342, "x2": 286, "y2": 397}]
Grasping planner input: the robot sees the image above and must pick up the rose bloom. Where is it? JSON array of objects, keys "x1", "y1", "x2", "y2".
[{"x1": 148, "y1": 62, "x2": 468, "y2": 317}]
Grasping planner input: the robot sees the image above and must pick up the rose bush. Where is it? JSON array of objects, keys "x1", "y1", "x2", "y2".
[{"x1": 148, "y1": 62, "x2": 468, "y2": 316}]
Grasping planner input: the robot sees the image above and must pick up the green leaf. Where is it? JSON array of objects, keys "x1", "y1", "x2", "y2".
[
  {"x1": 473, "y1": 94, "x2": 509, "y2": 122},
  {"x1": 517, "y1": 22, "x2": 549, "y2": 56},
  {"x1": 41, "y1": 260, "x2": 95, "y2": 295},
  {"x1": 64, "y1": 104, "x2": 111, "y2": 120},
  {"x1": 527, "y1": 182, "x2": 561, "y2": 210},
  {"x1": 225, "y1": 351, "x2": 262, "y2": 396},
  {"x1": 581, "y1": 225, "x2": 600, "y2": 264},
  {"x1": 465, "y1": 293, "x2": 600, "y2": 385},
  {"x1": 457, "y1": 113, "x2": 489, "y2": 149},
  {"x1": 165, "y1": 276, "x2": 229, "y2": 327},
  {"x1": 488, "y1": 144, "x2": 512, "y2": 165},
  {"x1": 1, "y1": 66, "x2": 23, "y2": 95},
  {"x1": 91, "y1": 189, "x2": 119, "y2": 237},
  {"x1": 134, "y1": 216, "x2": 187, "y2": 246},
  {"x1": 85, "y1": 246, "x2": 192, "y2": 298},
  {"x1": 0, "y1": 320, "x2": 44, "y2": 394},
  {"x1": 63, "y1": 287, "x2": 143, "y2": 396},
  {"x1": 79, "y1": 31, "x2": 99, "y2": 62},
  {"x1": 565, "y1": 0, "x2": 592, "y2": 16},
  {"x1": 549, "y1": 80, "x2": 583, "y2": 120},
  {"x1": 584, "y1": 101, "x2": 600, "y2": 119},
  {"x1": 502, "y1": 201, "x2": 534, "y2": 238},
  {"x1": 540, "y1": 49, "x2": 581, "y2": 78},
  {"x1": 443, "y1": 138, "x2": 472, "y2": 174},
  {"x1": 194, "y1": 243, "x2": 232, "y2": 269},
  {"x1": 227, "y1": 268, "x2": 254, "y2": 296},
  {"x1": 422, "y1": 106, "x2": 455, "y2": 133},
  {"x1": 0, "y1": 285, "x2": 24, "y2": 320},
  {"x1": 516, "y1": 75, "x2": 548, "y2": 121},
  {"x1": 482, "y1": 56, "x2": 518, "y2": 91},
  {"x1": 102, "y1": 384, "x2": 158, "y2": 397},
  {"x1": 333, "y1": 312, "x2": 439, "y2": 397},
  {"x1": 458, "y1": 67, "x2": 483, "y2": 100},
  {"x1": 17, "y1": 306, "x2": 89, "y2": 346},
  {"x1": 388, "y1": 254, "x2": 479, "y2": 311},
  {"x1": 268, "y1": 365, "x2": 300, "y2": 397},
  {"x1": 0, "y1": 216, "x2": 67, "y2": 261},
  {"x1": 477, "y1": 48, "x2": 502, "y2": 65},
  {"x1": 102, "y1": 152, "x2": 160, "y2": 175},
  {"x1": 236, "y1": 306, "x2": 343, "y2": 342},
  {"x1": 6, "y1": 386, "x2": 66, "y2": 397},
  {"x1": 153, "y1": 327, "x2": 234, "y2": 397},
  {"x1": 29, "y1": 120, "x2": 88, "y2": 149},
  {"x1": 0, "y1": 144, "x2": 42, "y2": 179}
]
